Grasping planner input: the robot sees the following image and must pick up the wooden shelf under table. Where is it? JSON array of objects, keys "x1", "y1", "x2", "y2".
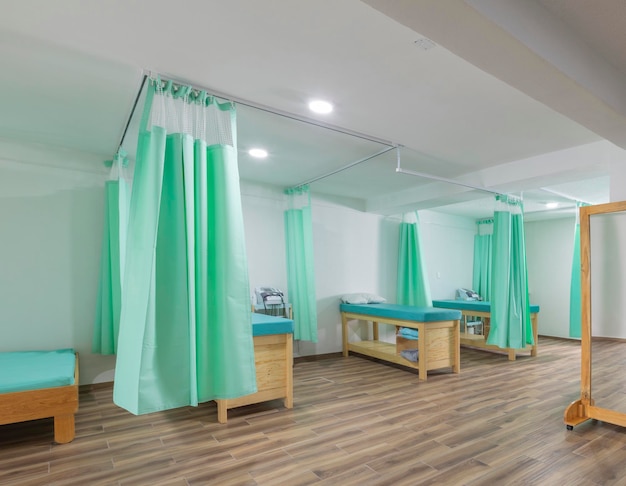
[
  {"x1": 342, "y1": 311, "x2": 460, "y2": 381},
  {"x1": 457, "y1": 309, "x2": 538, "y2": 361}
]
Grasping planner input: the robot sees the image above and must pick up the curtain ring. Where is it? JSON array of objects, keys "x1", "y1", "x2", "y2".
[{"x1": 174, "y1": 85, "x2": 190, "y2": 100}]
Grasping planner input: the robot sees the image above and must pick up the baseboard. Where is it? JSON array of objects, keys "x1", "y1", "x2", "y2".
[
  {"x1": 79, "y1": 381, "x2": 113, "y2": 392},
  {"x1": 294, "y1": 352, "x2": 343, "y2": 363}
]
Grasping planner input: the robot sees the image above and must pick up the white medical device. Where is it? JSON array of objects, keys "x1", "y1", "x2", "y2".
[
  {"x1": 456, "y1": 288, "x2": 482, "y2": 301},
  {"x1": 255, "y1": 287, "x2": 285, "y2": 306}
]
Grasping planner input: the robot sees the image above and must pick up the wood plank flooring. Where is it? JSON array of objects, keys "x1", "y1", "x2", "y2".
[{"x1": 2, "y1": 337, "x2": 626, "y2": 485}]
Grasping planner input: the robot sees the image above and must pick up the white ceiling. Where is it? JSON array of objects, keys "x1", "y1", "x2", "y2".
[{"x1": 1, "y1": 0, "x2": 625, "y2": 220}]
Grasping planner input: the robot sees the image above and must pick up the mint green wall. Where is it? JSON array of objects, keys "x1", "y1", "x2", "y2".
[
  {"x1": 0, "y1": 157, "x2": 115, "y2": 384},
  {"x1": 524, "y1": 216, "x2": 575, "y2": 338}
]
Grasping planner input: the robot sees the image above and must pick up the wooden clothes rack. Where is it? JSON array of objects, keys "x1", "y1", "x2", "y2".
[{"x1": 565, "y1": 200, "x2": 626, "y2": 430}]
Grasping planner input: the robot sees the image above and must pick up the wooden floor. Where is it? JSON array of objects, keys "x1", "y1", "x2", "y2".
[{"x1": 2, "y1": 337, "x2": 626, "y2": 485}]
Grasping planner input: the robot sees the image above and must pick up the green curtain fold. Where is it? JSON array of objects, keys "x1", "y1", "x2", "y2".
[
  {"x1": 397, "y1": 212, "x2": 432, "y2": 307},
  {"x1": 487, "y1": 195, "x2": 533, "y2": 349},
  {"x1": 111, "y1": 80, "x2": 256, "y2": 415},
  {"x1": 569, "y1": 202, "x2": 588, "y2": 338},
  {"x1": 284, "y1": 186, "x2": 318, "y2": 342},
  {"x1": 93, "y1": 152, "x2": 130, "y2": 354},
  {"x1": 93, "y1": 180, "x2": 121, "y2": 354},
  {"x1": 472, "y1": 219, "x2": 493, "y2": 301}
]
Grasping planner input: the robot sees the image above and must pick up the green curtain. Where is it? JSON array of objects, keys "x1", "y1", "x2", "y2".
[
  {"x1": 93, "y1": 180, "x2": 121, "y2": 354},
  {"x1": 112, "y1": 79, "x2": 256, "y2": 415},
  {"x1": 472, "y1": 218, "x2": 493, "y2": 301},
  {"x1": 93, "y1": 151, "x2": 130, "y2": 354},
  {"x1": 569, "y1": 202, "x2": 588, "y2": 338},
  {"x1": 487, "y1": 195, "x2": 533, "y2": 349},
  {"x1": 284, "y1": 186, "x2": 318, "y2": 342},
  {"x1": 397, "y1": 212, "x2": 432, "y2": 307}
]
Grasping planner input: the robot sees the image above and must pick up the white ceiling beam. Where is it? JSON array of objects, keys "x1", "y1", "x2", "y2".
[
  {"x1": 366, "y1": 141, "x2": 612, "y2": 215},
  {"x1": 362, "y1": 0, "x2": 626, "y2": 149}
]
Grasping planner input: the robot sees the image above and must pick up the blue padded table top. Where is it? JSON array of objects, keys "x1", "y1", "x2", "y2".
[
  {"x1": 432, "y1": 300, "x2": 540, "y2": 314},
  {"x1": 0, "y1": 348, "x2": 76, "y2": 394},
  {"x1": 340, "y1": 303, "x2": 461, "y2": 322},
  {"x1": 252, "y1": 313, "x2": 294, "y2": 336}
]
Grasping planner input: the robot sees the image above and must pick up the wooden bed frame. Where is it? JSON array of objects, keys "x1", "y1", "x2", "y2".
[
  {"x1": 0, "y1": 353, "x2": 79, "y2": 444},
  {"x1": 432, "y1": 300, "x2": 539, "y2": 360},
  {"x1": 215, "y1": 333, "x2": 293, "y2": 424},
  {"x1": 341, "y1": 305, "x2": 461, "y2": 381}
]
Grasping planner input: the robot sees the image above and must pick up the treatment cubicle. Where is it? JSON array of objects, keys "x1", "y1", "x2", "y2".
[
  {"x1": 340, "y1": 303, "x2": 461, "y2": 380},
  {"x1": 432, "y1": 300, "x2": 539, "y2": 360}
]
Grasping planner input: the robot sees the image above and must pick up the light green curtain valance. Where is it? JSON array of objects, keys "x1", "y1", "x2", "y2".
[
  {"x1": 487, "y1": 195, "x2": 533, "y2": 349},
  {"x1": 284, "y1": 185, "x2": 318, "y2": 342},
  {"x1": 397, "y1": 212, "x2": 431, "y2": 307},
  {"x1": 112, "y1": 79, "x2": 256, "y2": 415}
]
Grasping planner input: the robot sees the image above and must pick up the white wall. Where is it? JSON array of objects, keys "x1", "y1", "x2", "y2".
[
  {"x1": 420, "y1": 210, "x2": 476, "y2": 300},
  {"x1": 590, "y1": 212, "x2": 626, "y2": 338},
  {"x1": 0, "y1": 153, "x2": 114, "y2": 385},
  {"x1": 241, "y1": 182, "x2": 289, "y2": 300},
  {"x1": 525, "y1": 210, "x2": 626, "y2": 340},
  {"x1": 609, "y1": 144, "x2": 626, "y2": 201},
  {"x1": 524, "y1": 216, "x2": 575, "y2": 338}
]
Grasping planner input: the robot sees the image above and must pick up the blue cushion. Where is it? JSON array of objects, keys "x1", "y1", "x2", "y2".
[
  {"x1": 0, "y1": 349, "x2": 76, "y2": 393},
  {"x1": 340, "y1": 303, "x2": 461, "y2": 322},
  {"x1": 252, "y1": 313, "x2": 294, "y2": 336},
  {"x1": 432, "y1": 300, "x2": 540, "y2": 313}
]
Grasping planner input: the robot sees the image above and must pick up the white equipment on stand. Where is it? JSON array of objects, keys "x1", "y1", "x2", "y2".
[{"x1": 253, "y1": 287, "x2": 290, "y2": 318}]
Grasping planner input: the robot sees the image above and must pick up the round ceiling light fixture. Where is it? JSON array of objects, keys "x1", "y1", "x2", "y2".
[
  {"x1": 308, "y1": 99, "x2": 333, "y2": 114},
  {"x1": 248, "y1": 148, "x2": 268, "y2": 159},
  {"x1": 545, "y1": 202, "x2": 559, "y2": 209}
]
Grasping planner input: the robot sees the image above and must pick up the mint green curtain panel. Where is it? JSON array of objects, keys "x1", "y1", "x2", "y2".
[
  {"x1": 112, "y1": 79, "x2": 256, "y2": 415},
  {"x1": 93, "y1": 151, "x2": 131, "y2": 354},
  {"x1": 472, "y1": 218, "x2": 493, "y2": 301},
  {"x1": 397, "y1": 212, "x2": 432, "y2": 307},
  {"x1": 284, "y1": 186, "x2": 318, "y2": 342},
  {"x1": 93, "y1": 179, "x2": 121, "y2": 354},
  {"x1": 569, "y1": 202, "x2": 588, "y2": 338},
  {"x1": 487, "y1": 195, "x2": 533, "y2": 349}
]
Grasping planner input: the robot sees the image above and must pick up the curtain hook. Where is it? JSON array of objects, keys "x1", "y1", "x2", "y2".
[{"x1": 164, "y1": 80, "x2": 173, "y2": 96}]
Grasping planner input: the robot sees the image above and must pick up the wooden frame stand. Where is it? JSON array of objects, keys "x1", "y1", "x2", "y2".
[{"x1": 565, "y1": 201, "x2": 626, "y2": 430}]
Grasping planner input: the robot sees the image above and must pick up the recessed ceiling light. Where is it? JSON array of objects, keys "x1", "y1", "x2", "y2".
[
  {"x1": 545, "y1": 202, "x2": 559, "y2": 209},
  {"x1": 248, "y1": 148, "x2": 268, "y2": 159},
  {"x1": 308, "y1": 99, "x2": 333, "y2": 114}
]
